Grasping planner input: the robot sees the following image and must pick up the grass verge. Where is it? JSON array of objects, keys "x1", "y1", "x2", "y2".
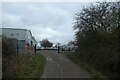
[
  {"x1": 66, "y1": 53, "x2": 107, "y2": 80},
  {"x1": 29, "y1": 52, "x2": 45, "y2": 78},
  {"x1": 3, "y1": 52, "x2": 45, "y2": 78}
]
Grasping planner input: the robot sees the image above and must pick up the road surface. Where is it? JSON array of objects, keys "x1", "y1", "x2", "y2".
[{"x1": 39, "y1": 50, "x2": 91, "y2": 78}]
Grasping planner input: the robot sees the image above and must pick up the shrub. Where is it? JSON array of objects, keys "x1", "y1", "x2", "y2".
[
  {"x1": 2, "y1": 36, "x2": 17, "y2": 78},
  {"x1": 73, "y1": 2, "x2": 120, "y2": 79}
]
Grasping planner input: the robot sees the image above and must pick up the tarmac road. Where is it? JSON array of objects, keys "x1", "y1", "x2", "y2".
[{"x1": 40, "y1": 50, "x2": 91, "y2": 78}]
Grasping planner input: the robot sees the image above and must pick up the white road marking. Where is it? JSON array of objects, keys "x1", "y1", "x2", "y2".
[
  {"x1": 46, "y1": 55, "x2": 64, "y2": 78},
  {"x1": 46, "y1": 56, "x2": 53, "y2": 61},
  {"x1": 55, "y1": 63, "x2": 64, "y2": 79}
]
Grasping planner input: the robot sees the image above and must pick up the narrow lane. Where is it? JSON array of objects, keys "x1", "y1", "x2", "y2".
[
  {"x1": 41, "y1": 50, "x2": 62, "y2": 78},
  {"x1": 40, "y1": 50, "x2": 91, "y2": 78}
]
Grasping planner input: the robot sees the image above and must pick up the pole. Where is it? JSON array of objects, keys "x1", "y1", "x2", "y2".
[
  {"x1": 58, "y1": 46, "x2": 60, "y2": 53},
  {"x1": 34, "y1": 44, "x2": 36, "y2": 53}
]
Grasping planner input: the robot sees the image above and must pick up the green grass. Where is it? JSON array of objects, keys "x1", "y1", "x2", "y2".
[
  {"x1": 3, "y1": 52, "x2": 45, "y2": 78},
  {"x1": 29, "y1": 53, "x2": 45, "y2": 78},
  {"x1": 67, "y1": 53, "x2": 107, "y2": 80}
]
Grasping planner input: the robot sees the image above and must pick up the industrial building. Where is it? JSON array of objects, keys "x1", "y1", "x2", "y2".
[{"x1": 1, "y1": 28, "x2": 37, "y2": 53}]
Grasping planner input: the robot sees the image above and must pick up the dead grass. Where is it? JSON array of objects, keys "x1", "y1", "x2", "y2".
[{"x1": 2, "y1": 52, "x2": 45, "y2": 78}]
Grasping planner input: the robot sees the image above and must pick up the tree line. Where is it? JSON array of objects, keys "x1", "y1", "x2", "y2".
[{"x1": 73, "y1": 2, "x2": 120, "y2": 79}]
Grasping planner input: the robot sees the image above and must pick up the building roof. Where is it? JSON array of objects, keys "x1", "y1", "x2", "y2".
[
  {"x1": 1, "y1": 28, "x2": 33, "y2": 36},
  {"x1": 1, "y1": 28, "x2": 27, "y2": 31},
  {"x1": 1, "y1": 28, "x2": 37, "y2": 44}
]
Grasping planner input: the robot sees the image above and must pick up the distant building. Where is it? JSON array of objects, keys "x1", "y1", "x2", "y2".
[
  {"x1": 1, "y1": 28, "x2": 37, "y2": 53},
  {"x1": 61, "y1": 41, "x2": 77, "y2": 52}
]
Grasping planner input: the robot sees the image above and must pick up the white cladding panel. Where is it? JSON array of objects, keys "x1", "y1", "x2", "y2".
[
  {"x1": 25, "y1": 30, "x2": 37, "y2": 46},
  {"x1": 2, "y1": 28, "x2": 26, "y2": 40},
  {"x1": 32, "y1": 37, "x2": 37, "y2": 46},
  {"x1": 1, "y1": 28, "x2": 37, "y2": 46},
  {"x1": 25, "y1": 30, "x2": 32, "y2": 44}
]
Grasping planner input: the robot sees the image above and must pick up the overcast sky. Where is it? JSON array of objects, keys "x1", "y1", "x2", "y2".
[{"x1": 1, "y1": 0, "x2": 114, "y2": 45}]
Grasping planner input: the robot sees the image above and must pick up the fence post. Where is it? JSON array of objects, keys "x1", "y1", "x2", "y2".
[
  {"x1": 34, "y1": 44, "x2": 36, "y2": 53},
  {"x1": 58, "y1": 46, "x2": 60, "y2": 53}
]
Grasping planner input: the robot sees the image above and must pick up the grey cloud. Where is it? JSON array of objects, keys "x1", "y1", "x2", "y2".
[{"x1": 2, "y1": 2, "x2": 86, "y2": 44}]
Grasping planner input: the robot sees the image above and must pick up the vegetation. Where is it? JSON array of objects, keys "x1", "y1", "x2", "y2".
[
  {"x1": 67, "y1": 53, "x2": 106, "y2": 80},
  {"x1": 73, "y1": 2, "x2": 120, "y2": 80},
  {"x1": 40, "y1": 39, "x2": 53, "y2": 49},
  {"x1": 2, "y1": 36, "x2": 17, "y2": 57},
  {"x1": 31, "y1": 53, "x2": 45, "y2": 78},
  {"x1": 2, "y1": 36, "x2": 45, "y2": 78}
]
